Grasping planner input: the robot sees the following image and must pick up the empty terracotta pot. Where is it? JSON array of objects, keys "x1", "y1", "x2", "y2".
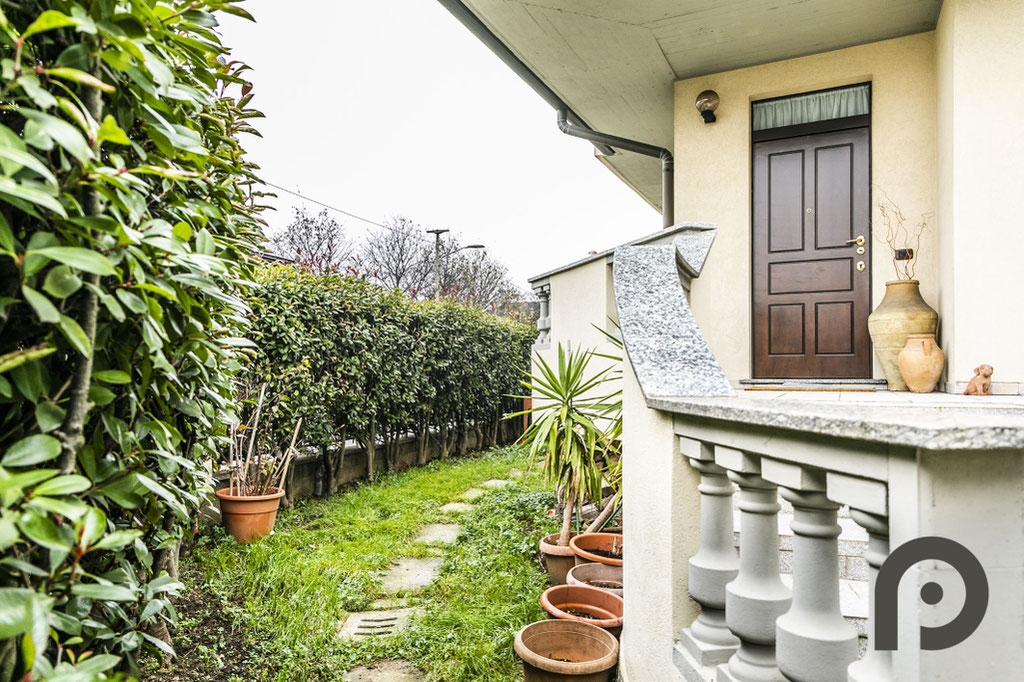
[
  {"x1": 214, "y1": 487, "x2": 285, "y2": 543},
  {"x1": 898, "y1": 333, "x2": 945, "y2": 393},
  {"x1": 540, "y1": 532, "x2": 578, "y2": 585},
  {"x1": 567, "y1": 562, "x2": 623, "y2": 598},
  {"x1": 541, "y1": 584, "x2": 624, "y2": 636},
  {"x1": 570, "y1": 533, "x2": 623, "y2": 567},
  {"x1": 515, "y1": 619, "x2": 619, "y2": 682}
]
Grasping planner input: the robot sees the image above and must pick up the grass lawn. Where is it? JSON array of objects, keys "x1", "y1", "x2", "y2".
[{"x1": 144, "y1": 445, "x2": 557, "y2": 681}]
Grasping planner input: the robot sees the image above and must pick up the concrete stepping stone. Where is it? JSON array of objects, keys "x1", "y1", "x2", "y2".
[
  {"x1": 338, "y1": 608, "x2": 420, "y2": 641},
  {"x1": 415, "y1": 523, "x2": 460, "y2": 544},
  {"x1": 345, "y1": 661, "x2": 425, "y2": 681},
  {"x1": 344, "y1": 661, "x2": 425, "y2": 681},
  {"x1": 482, "y1": 479, "x2": 511, "y2": 488},
  {"x1": 460, "y1": 487, "x2": 485, "y2": 500},
  {"x1": 382, "y1": 557, "x2": 442, "y2": 593},
  {"x1": 440, "y1": 502, "x2": 473, "y2": 513}
]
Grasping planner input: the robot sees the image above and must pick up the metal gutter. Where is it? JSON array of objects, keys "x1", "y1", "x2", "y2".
[{"x1": 438, "y1": 0, "x2": 673, "y2": 225}]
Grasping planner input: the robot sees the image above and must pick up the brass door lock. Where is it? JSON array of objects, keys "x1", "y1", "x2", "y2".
[{"x1": 856, "y1": 261, "x2": 866, "y2": 272}]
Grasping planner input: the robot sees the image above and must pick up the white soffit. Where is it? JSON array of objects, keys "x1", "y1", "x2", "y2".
[{"x1": 460, "y1": 0, "x2": 941, "y2": 207}]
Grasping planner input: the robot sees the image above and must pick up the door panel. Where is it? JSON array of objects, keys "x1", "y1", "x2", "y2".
[{"x1": 753, "y1": 127, "x2": 870, "y2": 378}]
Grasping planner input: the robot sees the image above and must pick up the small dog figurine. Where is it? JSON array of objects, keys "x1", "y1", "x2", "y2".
[{"x1": 964, "y1": 364, "x2": 994, "y2": 395}]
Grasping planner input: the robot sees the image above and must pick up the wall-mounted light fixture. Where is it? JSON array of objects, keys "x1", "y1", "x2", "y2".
[{"x1": 695, "y1": 90, "x2": 719, "y2": 123}]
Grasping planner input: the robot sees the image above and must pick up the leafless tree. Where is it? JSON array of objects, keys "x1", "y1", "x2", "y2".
[
  {"x1": 445, "y1": 250, "x2": 524, "y2": 314},
  {"x1": 355, "y1": 216, "x2": 433, "y2": 295},
  {"x1": 270, "y1": 207, "x2": 354, "y2": 273}
]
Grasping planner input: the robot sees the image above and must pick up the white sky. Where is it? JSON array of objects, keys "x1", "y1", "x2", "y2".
[{"x1": 220, "y1": 0, "x2": 657, "y2": 290}]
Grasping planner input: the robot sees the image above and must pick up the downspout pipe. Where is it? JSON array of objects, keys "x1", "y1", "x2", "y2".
[
  {"x1": 556, "y1": 109, "x2": 674, "y2": 228},
  {"x1": 438, "y1": 0, "x2": 674, "y2": 227}
]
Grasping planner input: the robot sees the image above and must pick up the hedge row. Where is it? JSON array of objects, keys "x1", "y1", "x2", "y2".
[
  {"x1": 246, "y1": 265, "x2": 536, "y2": 495},
  {"x1": 0, "y1": 2, "x2": 265, "y2": 680}
]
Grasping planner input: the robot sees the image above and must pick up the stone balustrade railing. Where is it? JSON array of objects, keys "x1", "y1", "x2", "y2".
[{"x1": 677, "y1": 434, "x2": 886, "y2": 682}]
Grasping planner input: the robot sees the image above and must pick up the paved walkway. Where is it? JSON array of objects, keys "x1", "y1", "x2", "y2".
[{"x1": 341, "y1": 478, "x2": 511, "y2": 677}]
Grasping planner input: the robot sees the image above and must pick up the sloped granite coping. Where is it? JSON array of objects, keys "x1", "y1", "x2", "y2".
[{"x1": 613, "y1": 232, "x2": 732, "y2": 399}]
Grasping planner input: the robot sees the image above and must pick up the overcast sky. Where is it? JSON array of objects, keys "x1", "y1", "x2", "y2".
[{"x1": 220, "y1": 0, "x2": 656, "y2": 289}]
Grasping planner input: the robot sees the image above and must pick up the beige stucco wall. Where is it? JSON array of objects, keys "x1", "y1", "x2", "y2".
[
  {"x1": 619, "y1": 358, "x2": 698, "y2": 682},
  {"x1": 936, "y1": 0, "x2": 1024, "y2": 389},
  {"x1": 673, "y1": 33, "x2": 939, "y2": 382}
]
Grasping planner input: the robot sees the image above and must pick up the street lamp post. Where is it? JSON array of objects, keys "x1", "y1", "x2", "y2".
[{"x1": 426, "y1": 228, "x2": 484, "y2": 300}]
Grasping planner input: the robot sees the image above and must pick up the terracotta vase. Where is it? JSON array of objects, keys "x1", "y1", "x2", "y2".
[
  {"x1": 897, "y1": 334, "x2": 945, "y2": 393},
  {"x1": 514, "y1": 619, "x2": 619, "y2": 682},
  {"x1": 569, "y1": 533, "x2": 623, "y2": 567},
  {"x1": 215, "y1": 487, "x2": 285, "y2": 543},
  {"x1": 867, "y1": 280, "x2": 938, "y2": 391},
  {"x1": 540, "y1": 584, "x2": 624, "y2": 636},
  {"x1": 540, "y1": 532, "x2": 578, "y2": 585},
  {"x1": 567, "y1": 562, "x2": 624, "y2": 598}
]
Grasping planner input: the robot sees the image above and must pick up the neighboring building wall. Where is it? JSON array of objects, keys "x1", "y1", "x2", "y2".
[
  {"x1": 673, "y1": 33, "x2": 939, "y2": 382},
  {"x1": 531, "y1": 258, "x2": 621, "y2": 397},
  {"x1": 936, "y1": 0, "x2": 1024, "y2": 391}
]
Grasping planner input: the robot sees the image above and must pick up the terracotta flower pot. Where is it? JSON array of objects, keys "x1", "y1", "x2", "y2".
[
  {"x1": 215, "y1": 487, "x2": 285, "y2": 543},
  {"x1": 898, "y1": 333, "x2": 945, "y2": 393},
  {"x1": 567, "y1": 563, "x2": 623, "y2": 598},
  {"x1": 569, "y1": 533, "x2": 623, "y2": 567},
  {"x1": 515, "y1": 619, "x2": 619, "y2": 682},
  {"x1": 540, "y1": 532, "x2": 578, "y2": 585},
  {"x1": 541, "y1": 584, "x2": 624, "y2": 636},
  {"x1": 867, "y1": 280, "x2": 938, "y2": 391}
]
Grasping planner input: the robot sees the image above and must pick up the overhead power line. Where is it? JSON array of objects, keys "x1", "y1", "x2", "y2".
[{"x1": 262, "y1": 181, "x2": 397, "y2": 232}]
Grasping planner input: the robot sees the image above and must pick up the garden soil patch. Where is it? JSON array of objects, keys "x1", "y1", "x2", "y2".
[{"x1": 143, "y1": 568, "x2": 267, "y2": 682}]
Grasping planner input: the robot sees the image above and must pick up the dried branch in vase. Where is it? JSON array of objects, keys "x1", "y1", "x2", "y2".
[{"x1": 874, "y1": 187, "x2": 933, "y2": 281}]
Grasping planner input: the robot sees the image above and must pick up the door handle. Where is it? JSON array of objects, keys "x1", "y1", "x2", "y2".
[{"x1": 845, "y1": 235, "x2": 865, "y2": 246}]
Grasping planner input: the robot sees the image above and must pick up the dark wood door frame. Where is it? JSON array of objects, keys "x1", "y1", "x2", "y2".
[{"x1": 750, "y1": 115, "x2": 872, "y2": 379}]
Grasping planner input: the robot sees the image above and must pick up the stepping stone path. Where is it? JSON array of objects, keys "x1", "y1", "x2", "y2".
[
  {"x1": 440, "y1": 501, "x2": 473, "y2": 513},
  {"x1": 345, "y1": 660, "x2": 425, "y2": 681},
  {"x1": 415, "y1": 523, "x2": 460, "y2": 544},
  {"x1": 339, "y1": 608, "x2": 419, "y2": 641},
  {"x1": 481, "y1": 479, "x2": 511, "y2": 488},
  {"x1": 460, "y1": 487, "x2": 485, "y2": 500},
  {"x1": 381, "y1": 557, "x2": 442, "y2": 593}
]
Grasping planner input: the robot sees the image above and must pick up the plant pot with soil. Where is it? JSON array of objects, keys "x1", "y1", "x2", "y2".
[
  {"x1": 567, "y1": 562, "x2": 623, "y2": 598},
  {"x1": 515, "y1": 619, "x2": 619, "y2": 682},
  {"x1": 541, "y1": 584, "x2": 624, "y2": 636},
  {"x1": 541, "y1": 531, "x2": 579, "y2": 585},
  {"x1": 570, "y1": 533, "x2": 623, "y2": 567},
  {"x1": 217, "y1": 383, "x2": 303, "y2": 543}
]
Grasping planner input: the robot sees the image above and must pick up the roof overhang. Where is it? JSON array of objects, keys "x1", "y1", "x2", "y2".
[{"x1": 447, "y1": 0, "x2": 941, "y2": 208}]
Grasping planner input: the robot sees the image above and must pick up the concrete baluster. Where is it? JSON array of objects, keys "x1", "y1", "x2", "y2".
[
  {"x1": 716, "y1": 446, "x2": 791, "y2": 682},
  {"x1": 775, "y1": 487, "x2": 859, "y2": 681},
  {"x1": 847, "y1": 510, "x2": 892, "y2": 682},
  {"x1": 680, "y1": 439, "x2": 740, "y2": 665}
]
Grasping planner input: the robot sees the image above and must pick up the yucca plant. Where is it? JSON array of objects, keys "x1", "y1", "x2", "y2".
[{"x1": 512, "y1": 342, "x2": 621, "y2": 546}]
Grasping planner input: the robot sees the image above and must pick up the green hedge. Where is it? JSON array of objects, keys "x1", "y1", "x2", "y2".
[
  {"x1": 246, "y1": 265, "x2": 536, "y2": 494},
  {"x1": 0, "y1": 2, "x2": 263, "y2": 680}
]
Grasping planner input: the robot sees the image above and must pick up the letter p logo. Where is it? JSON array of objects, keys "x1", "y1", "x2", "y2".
[{"x1": 875, "y1": 537, "x2": 988, "y2": 650}]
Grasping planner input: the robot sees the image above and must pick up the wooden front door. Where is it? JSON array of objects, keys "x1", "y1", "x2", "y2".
[{"x1": 752, "y1": 126, "x2": 871, "y2": 378}]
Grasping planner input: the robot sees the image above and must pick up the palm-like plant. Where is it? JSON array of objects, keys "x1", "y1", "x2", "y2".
[{"x1": 512, "y1": 342, "x2": 621, "y2": 546}]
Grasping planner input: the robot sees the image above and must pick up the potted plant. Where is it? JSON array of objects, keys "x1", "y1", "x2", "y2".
[
  {"x1": 514, "y1": 619, "x2": 619, "y2": 682},
  {"x1": 540, "y1": 584, "x2": 624, "y2": 636},
  {"x1": 570, "y1": 533, "x2": 623, "y2": 568},
  {"x1": 513, "y1": 341, "x2": 622, "y2": 584},
  {"x1": 216, "y1": 384, "x2": 302, "y2": 543},
  {"x1": 867, "y1": 192, "x2": 939, "y2": 391}
]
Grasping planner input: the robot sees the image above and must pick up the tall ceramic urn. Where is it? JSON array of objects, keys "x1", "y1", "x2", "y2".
[{"x1": 867, "y1": 280, "x2": 938, "y2": 391}]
